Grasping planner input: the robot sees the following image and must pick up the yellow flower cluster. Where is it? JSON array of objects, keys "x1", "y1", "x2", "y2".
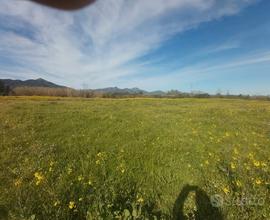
[
  {"x1": 97, "y1": 152, "x2": 103, "y2": 157},
  {"x1": 96, "y1": 151, "x2": 107, "y2": 165},
  {"x1": 34, "y1": 172, "x2": 44, "y2": 186}
]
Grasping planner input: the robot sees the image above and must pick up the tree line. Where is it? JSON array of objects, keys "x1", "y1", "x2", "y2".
[
  {"x1": 0, "y1": 80, "x2": 269, "y2": 100},
  {"x1": 0, "y1": 80, "x2": 10, "y2": 96}
]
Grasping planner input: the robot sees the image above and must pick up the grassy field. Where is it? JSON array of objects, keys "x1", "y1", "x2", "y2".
[{"x1": 0, "y1": 96, "x2": 270, "y2": 219}]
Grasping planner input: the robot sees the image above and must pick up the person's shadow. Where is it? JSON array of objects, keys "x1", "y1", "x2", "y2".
[{"x1": 172, "y1": 184, "x2": 224, "y2": 220}]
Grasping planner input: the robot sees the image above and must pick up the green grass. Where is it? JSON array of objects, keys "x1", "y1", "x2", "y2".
[{"x1": 0, "y1": 97, "x2": 270, "y2": 219}]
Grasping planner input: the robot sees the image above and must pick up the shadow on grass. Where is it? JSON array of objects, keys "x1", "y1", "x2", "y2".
[{"x1": 173, "y1": 184, "x2": 223, "y2": 220}]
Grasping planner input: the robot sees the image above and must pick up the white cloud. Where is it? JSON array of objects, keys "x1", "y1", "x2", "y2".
[
  {"x1": 200, "y1": 41, "x2": 240, "y2": 54},
  {"x1": 124, "y1": 50, "x2": 270, "y2": 91},
  {"x1": 0, "y1": 0, "x2": 259, "y2": 88}
]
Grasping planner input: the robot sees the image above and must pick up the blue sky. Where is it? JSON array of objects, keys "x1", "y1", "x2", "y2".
[{"x1": 0, "y1": 0, "x2": 270, "y2": 94}]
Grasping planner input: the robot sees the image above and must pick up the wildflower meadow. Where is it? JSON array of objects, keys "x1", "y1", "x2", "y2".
[{"x1": 0, "y1": 97, "x2": 269, "y2": 219}]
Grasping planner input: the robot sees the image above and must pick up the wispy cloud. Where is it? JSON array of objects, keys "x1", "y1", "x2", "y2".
[
  {"x1": 200, "y1": 41, "x2": 240, "y2": 55},
  {"x1": 124, "y1": 50, "x2": 270, "y2": 91},
  {"x1": 0, "y1": 0, "x2": 259, "y2": 88}
]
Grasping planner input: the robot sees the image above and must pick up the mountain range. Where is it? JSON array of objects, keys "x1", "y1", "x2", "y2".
[{"x1": 0, "y1": 78, "x2": 166, "y2": 95}]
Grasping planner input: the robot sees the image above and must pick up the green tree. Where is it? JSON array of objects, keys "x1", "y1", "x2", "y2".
[{"x1": 0, "y1": 80, "x2": 5, "y2": 95}]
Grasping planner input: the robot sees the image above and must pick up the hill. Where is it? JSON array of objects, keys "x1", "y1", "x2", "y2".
[{"x1": 0, "y1": 78, "x2": 66, "y2": 89}]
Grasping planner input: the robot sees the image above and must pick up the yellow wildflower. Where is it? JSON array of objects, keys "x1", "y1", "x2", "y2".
[
  {"x1": 14, "y1": 179, "x2": 22, "y2": 187},
  {"x1": 96, "y1": 159, "x2": 101, "y2": 165},
  {"x1": 248, "y1": 153, "x2": 254, "y2": 159},
  {"x1": 223, "y1": 187, "x2": 230, "y2": 195},
  {"x1": 205, "y1": 160, "x2": 209, "y2": 165},
  {"x1": 121, "y1": 168, "x2": 126, "y2": 173},
  {"x1": 34, "y1": 172, "x2": 44, "y2": 185},
  {"x1": 230, "y1": 162, "x2": 236, "y2": 170},
  {"x1": 236, "y1": 180, "x2": 242, "y2": 187},
  {"x1": 67, "y1": 167, "x2": 72, "y2": 175},
  {"x1": 77, "y1": 175, "x2": 84, "y2": 182},
  {"x1": 54, "y1": 200, "x2": 60, "y2": 207},
  {"x1": 233, "y1": 148, "x2": 239, "y2": 155},
  {"x1": 255, "y1": 179, "x2": 262, "y2": 185},
  {"x1": 261, "y1": 162, "x2": 267, "y2": 167},
  {"x1": 253, "y1": 160, "x2": 260, "y2": 167},
  {"x1": 137, "y1": 197, "x2": 144, "y2": 203},
  {"x1": 69, "y1": 201, "x2": 76, "y2": 209}
]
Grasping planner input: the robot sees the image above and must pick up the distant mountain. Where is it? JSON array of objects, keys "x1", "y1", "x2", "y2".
[
  {"x1": 147, "y1": 90, "x2": 166, "y2": 96},
  {"x1": 0, "y1": 78, "x2": 169, "y2": 96},
  {"x1": 93, "y1": 87, "x2": 147, "y2": 94},
  {"x1": 0, "y1": 78, "x2": 66, "y2": 89}
]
